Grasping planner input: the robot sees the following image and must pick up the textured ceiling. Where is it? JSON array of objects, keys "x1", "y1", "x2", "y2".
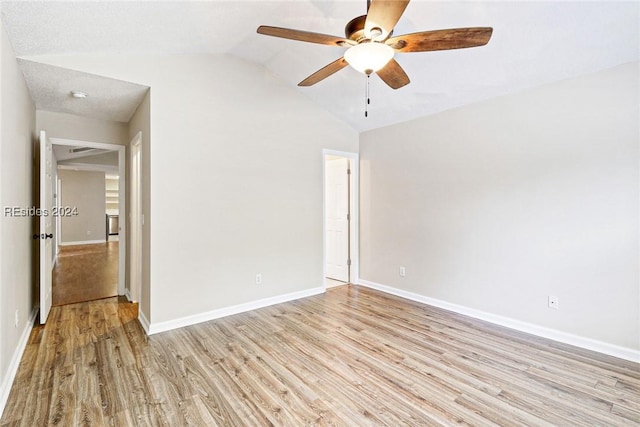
[
  {"x1": 18, "y1": 60, "x2": 149, "y2": 122},
  {"x1": 2, "y1": 1, "x2": 638, "y2": 131}
]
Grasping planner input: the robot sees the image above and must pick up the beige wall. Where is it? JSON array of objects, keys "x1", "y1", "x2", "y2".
[
  {"x1": 36, "y1": 110, "x2": 128, "y2": 145},
  {"x1": 0, "y1": 24, "x2": 36, "y2": 406},
  {"x1": 58, "y1": 170, "x2": 106, "y2": 244},
  {"x1": 360, "y1": 63, "x2": 639, "y2": 351},
  {"x1": 36, "y1": 54, "x2": 359, "y2": 328},
  {"x1": 128, "y1": 90, "x2": 150, "y2": 321}
]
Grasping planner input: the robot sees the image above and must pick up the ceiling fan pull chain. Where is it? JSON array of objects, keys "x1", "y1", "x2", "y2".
[{"x1": 365, "y1": 74, "x2": 370, "y2": 117}]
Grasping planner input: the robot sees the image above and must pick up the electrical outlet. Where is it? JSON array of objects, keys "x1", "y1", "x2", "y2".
[
  {"x1": 255, "y1": 274, "x2": 262, "y2": 285},
  {"x1": 14, "y1": 310, "x2": 19, "y2": 328},
  {"x1": 548, "y1": 295, "x2": 559, "y2": 309},
  {"x1": 399, "y1": 266, "x2": 406, "y2": 277}
]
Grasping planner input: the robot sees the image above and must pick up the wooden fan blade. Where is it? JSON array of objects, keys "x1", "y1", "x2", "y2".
[
  {"x1": 299, "y1": 58, "x2": 349, "y2": 86},
  {"x1": 376, "y1": 59, "x2": 410, "y2": 89},
  {"x1": 386, "y1": 27, "x2": 493, "y2": 52},
  {"x1": 257, "y1": 26, "x2": 353, "y2": 47},
  {"x1": 365, "y1": 0, "x2": 410, "y2": 38}
]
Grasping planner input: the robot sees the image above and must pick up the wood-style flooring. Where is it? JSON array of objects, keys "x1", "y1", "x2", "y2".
[
  {"x1": 1, "y1": 285, "x2": 639, "y2": 426},
  {"x1": 53, "y1": 242, "x2": 118, "y2": 306}
]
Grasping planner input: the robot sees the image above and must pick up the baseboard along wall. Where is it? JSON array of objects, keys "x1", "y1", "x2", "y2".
[
  {"x1": 357, "y1": 279, "x2": 640, "y2": 363},
  {"x1": 0, "y1": 308, "x2": 37, "y2": 419},
  {"x1": 145, "y1": 287, "x2": 325, "y2": 335},
  {"x1": 59, "y1": 239, "x2": 106, "y2": 246}
]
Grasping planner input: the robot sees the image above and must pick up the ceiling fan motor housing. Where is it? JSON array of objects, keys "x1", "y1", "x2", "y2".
[{"x1": 345, "y1": 15, "x2": 391, "y2": 43}]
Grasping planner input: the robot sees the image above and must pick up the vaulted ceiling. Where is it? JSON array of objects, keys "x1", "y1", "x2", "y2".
[{"x1": 2, "y1": 1, "x2": 638, "y2": 131}]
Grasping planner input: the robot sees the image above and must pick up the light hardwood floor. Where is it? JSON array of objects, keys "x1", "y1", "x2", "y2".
[
  {"x1": 53, "y1": 242, "x2": 118, "y2": 306},
  {"x1": 1, "y1": 285, "x2": 638, "y2": 426}
]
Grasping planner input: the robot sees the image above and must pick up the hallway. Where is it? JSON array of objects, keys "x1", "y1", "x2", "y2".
[{"x1": 53, "y1": 242, "x2": 118, "y2": 306}]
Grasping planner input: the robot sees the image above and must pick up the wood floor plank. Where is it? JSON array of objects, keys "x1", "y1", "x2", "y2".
[
  {"x1": 52, "y1": 242, "x2": 118, "y2": 307},
  {"x1": 445, "y1": 347, "x2": 625, "y2": 426},
  {"x1": 612, "y1": 404, "x2": 640, "y2": 424},
  {"x1": 454, "y1": 392, "x2": 556, "y2": 427},
  {"x1": 2, "y1": 285, "x2": 639, "y2": 426},
  {"x1": 213, "y1": 318, "x2": 356, "y2": 425}
]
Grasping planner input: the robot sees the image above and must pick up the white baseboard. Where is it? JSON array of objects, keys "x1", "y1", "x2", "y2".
[
  {"x1": 0, "y1": 307, "x2": 37, "y2": 419},
  {"x1": 138, "y1": 310, "x2": 150, "y2": 335},
  {"x1": 147, "y1": 287, "x2": 325, "y2": 335},
  {"x1": 358, "y1": 279, "x2": 640, "y2": 363},
  {"x1": 59, "y1": 239, "x2": 106, "y2": 246}
]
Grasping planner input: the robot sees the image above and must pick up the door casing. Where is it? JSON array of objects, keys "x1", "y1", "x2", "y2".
[
  {"x1": 322, "y1": 149, "x2": 359, "y2": 287},
  {"x1": 129, "y1": 132, "x2": 142, "y2": 303},
  {"x1": 50, "y1": 137, "x2": 127, "y2": 298}
]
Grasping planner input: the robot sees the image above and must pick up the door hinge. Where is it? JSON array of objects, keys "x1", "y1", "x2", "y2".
[
  {"x1": 347, "y1": 168, "x2": 351, "y2": 175},
  {"x1": 347, "y1": 259, "x2": 351, "y2": 266},
  {"x1": 347, "y1": 213, "x2": 350, "y2": 221}
]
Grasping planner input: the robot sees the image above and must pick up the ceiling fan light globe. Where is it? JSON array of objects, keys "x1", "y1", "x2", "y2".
[{"x1": 344, "y1": 42, "x2": 394, "y2": 74}]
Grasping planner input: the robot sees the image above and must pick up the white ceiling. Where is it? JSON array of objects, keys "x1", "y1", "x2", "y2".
[
  {"x1": 18, "y1": 60, "x2": 149, "y2": 122},
  {"x1": 2, "y1": 1, "x2": 638, "y2": 131}
]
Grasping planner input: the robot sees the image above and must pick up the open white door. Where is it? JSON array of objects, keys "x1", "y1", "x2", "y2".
[
  {"x1": 39, "y1": 130, "x2": 54, "y2": 323},
  {"x1": 325, "y1": 158, "x2": 350, "y2": 282}
]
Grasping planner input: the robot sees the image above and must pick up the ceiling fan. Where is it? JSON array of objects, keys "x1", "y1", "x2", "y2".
[{"x1": 257, "y1": 0, "x2": 493, "y2": 89}]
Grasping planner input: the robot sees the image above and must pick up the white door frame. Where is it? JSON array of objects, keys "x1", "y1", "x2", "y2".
[
  {"x1": 50, "y1": 137, "x2": 126, "y2": 296},
  {"x1": 129, "y1": 132, "x2": 142, "y2": 303},
  {"x1": 322, "y1": 149, "x2": 359, "y2": 287},
  {"x1": 55, "y1": 176, "x2": 61, "y2": 265}
]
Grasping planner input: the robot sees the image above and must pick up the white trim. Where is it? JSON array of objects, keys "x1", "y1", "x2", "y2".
[
  {"x1": 59, "y1": 239, "x2": 106, "y2": 246},
  {"x1": 322, "y1": 149, "x2": 359, "y2": 286},
  {"x1": 138, "y1": 310, "x2": 151, "y2": 335},
  {"x1": 358, "y1": 279, "x2": 640, "y2": 363},
  {"x1": 57, "y1": 163, "x2": 119, "y2": 173},
  {"x1": 117, "y1": 143, "x2": 126, "y2": 297},
  {"x1": 129, "y1": 132, "x2": 142, "y2": 304},
  {"x1": 124, "y1": 288, "x2": 132, "y2": 302},
  {"x1": 49, "y1": 137, "x2": 126, "y2": 297},
  {"x1": 0, "y1": 307, "x2": 37, "y2": 418},
  {"x1": 49, "y1": 138, "x2": 122, "y2": 150},
  {"x1": 147, "y1": 287, "x2": 325, "y2": 335}
]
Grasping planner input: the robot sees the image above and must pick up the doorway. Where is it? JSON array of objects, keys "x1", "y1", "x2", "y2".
[
  {"x1": 49, "y1": 138, "x2": 126, "y2": 306},
  {"x1": 323, "y1": 150, "x2": 359, "y2": 288}
]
